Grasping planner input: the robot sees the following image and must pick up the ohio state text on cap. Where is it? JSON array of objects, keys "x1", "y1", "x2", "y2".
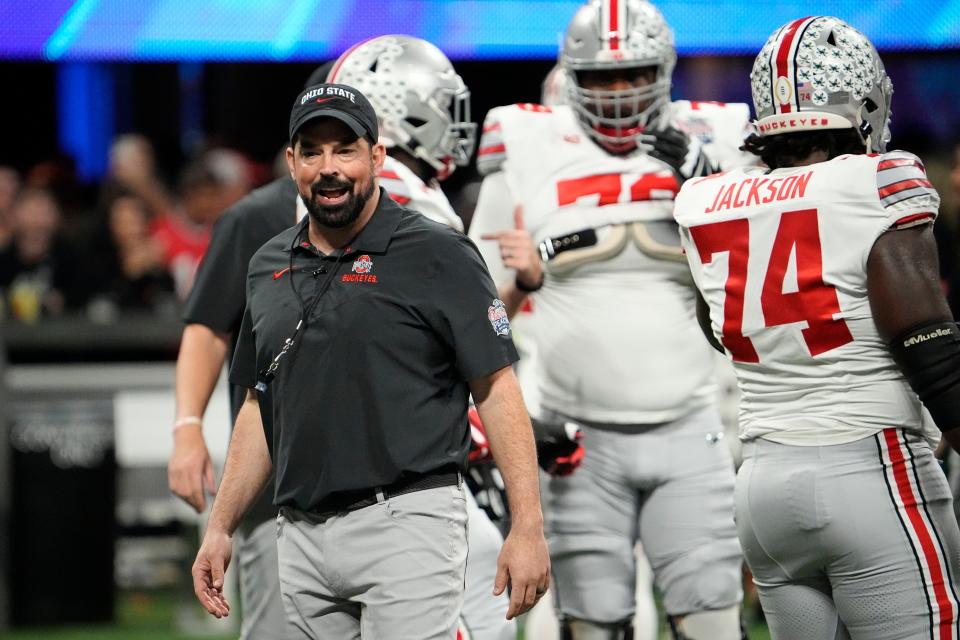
[{"x1": 289, "y1": 83, "x2": 379, "y2": 144}]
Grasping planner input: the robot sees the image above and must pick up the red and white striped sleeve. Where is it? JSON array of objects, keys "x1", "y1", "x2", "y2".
[
  {"x1": 875, "y1": 151, "x2": 939, "y2": 229},
  {"x1": 379, "y1": 168, "x2": 412, "y2": 206},
  {"x1": 476, "y1": 108, "x2": 507, "y2": 176}
]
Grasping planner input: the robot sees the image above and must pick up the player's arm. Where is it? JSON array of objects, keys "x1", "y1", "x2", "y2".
[
  {"x1": 169, "y1": 324, "x2": 231, "y2": 512},
  {"x1": 867, "y1": 223, "x2": 960, "y2": 449},
  {"x1": 169, "y1": 206, "x2": 249, "y2": 511},
  {"x1": 472, "y1": 172, "x2": 542, "y2": 318},
  {"x1": 469, "y1": 366, "x2": 550, "y2": 620},
  {"x1": 192, "y1": 389, "x2": 272, "y2": 618},
  {"x1": 695, "y1": 288, "x2": 724, "y2": 353},
  {"x1": 471, "y1": 109, "x2": 543, "y2": 318}
]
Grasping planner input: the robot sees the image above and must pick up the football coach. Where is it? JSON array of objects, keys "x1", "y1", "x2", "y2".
[{"x1": 191, "y1": 82, "x2": 550, "y2": 639}]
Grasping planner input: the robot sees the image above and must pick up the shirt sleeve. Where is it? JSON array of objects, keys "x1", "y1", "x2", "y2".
[
  {"x1": 182, "y1": 207, "x2": 248, "y2": 332},
  {"x1": 476, "y1": 108, "x2": 508, "y2": 176},
  {"x1": 427, "y1": 232, "x2": 519, "y2": 381},
  {"x1": 228, "y1": 299, "x2": 259, "y2": 389},
  {"x1": 875, "y1": 150, "x2": 940, "y2": 230}
]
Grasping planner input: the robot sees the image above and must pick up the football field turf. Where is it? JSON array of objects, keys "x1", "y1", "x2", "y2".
[{"x1": 3, "y1": 589, "x2": 772, "y2": 639}]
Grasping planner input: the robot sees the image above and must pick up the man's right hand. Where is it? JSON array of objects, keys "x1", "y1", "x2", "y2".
[
  {"x1": 169, "y1": 424, "x2": 217, "y2": 512},
  {"x1": 192, "y1": 529, "x2": 233, "y2": 618}
]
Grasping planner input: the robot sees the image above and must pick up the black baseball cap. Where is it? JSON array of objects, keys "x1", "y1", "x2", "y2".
[{"x1": 289, "y1": 83, "x2": 379, "y2": 145}]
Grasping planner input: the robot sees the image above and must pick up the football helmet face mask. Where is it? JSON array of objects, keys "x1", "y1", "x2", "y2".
[
  {"x1": 328, "y1": 35, "x2": 476, "y2": 180},
  {"x1": 561, "y1": 0, "x2": 676, "y2": 154},
  {"x1": 751, "y1": 16, "x2": 893, "y2": 153}
]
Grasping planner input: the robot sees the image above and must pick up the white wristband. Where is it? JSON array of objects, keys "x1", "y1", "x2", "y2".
[{"x1": 174, "y1": 416, "x2": 203, "y2": 431}]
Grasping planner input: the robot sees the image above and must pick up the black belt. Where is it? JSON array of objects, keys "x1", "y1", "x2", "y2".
[{"x1": 309, "y1": 467, "x2": 460, "y2": 517}]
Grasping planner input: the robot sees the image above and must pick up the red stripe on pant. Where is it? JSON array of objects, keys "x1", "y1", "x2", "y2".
[{"x1": 884, "y1": 428, "x2": 956, "y2": 640}]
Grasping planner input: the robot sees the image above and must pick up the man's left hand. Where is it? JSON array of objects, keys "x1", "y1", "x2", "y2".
[
  {"x1": 640, "y1": 125, "x2": 717, "y2": 183},
  {"x1": 480, "y1": 206, "x2": 543, "y2": 290},
  {"x1": 493, "y1": 523, "x2": 551, "y2": 620}
]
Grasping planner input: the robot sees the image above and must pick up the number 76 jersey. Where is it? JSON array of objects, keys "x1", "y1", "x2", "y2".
[{"x1": 674, "y1": 151, "x2": 940, "y2": 446}]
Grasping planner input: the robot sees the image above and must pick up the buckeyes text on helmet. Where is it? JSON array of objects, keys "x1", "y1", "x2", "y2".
[
  {"x1": 750, "y1": 16, "x2": 893, "y2": 153},
  {"x1": 560, "y1": 0, "x2": 676, "y2": 153},
  {"x1": 326, "y1": 35, "x2": 477, "y2": 179}
]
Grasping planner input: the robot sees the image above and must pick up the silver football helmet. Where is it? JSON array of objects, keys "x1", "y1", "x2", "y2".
[
  {"x1": 751, "y1": 17, "x2": 893, "y2": 153},
  {"x1": 327, "y1": 35, "x2": 476, "y2": 179},
  {"x1": 560, "y1": 0, "x2": 676, "y2": 152}
]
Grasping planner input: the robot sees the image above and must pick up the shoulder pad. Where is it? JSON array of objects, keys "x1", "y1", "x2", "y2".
[{"x1": 477, "y1": 104, "x2": 556, "y2": 176}]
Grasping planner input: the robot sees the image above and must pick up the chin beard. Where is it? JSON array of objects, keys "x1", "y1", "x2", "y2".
[{"x1": 303, "y1": 177, "x2": 376, "y2": 229}]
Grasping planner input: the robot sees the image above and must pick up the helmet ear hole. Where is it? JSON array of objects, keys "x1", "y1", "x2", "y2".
[
  {"x1": 368, "y1": 59, "x2": 379, "y2": 73},
  {"x1": 863, "y1": 98, "x2": 879, "y2": 113},
  {"x1": 826, "y1": 30, "x2": 837, "y2": 46},
  {"x1": 405, "y1": 117, "x2": 428, "y2": 129}
]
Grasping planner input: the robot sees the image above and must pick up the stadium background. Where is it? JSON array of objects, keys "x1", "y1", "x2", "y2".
[{"x1": 1, "y1": 1, "x2": 959, "y2": 638}]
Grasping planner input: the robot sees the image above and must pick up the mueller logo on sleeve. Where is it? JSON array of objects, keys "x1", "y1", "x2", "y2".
[{"x1": 342, "y1": 255, "x2": 377, "y2": 283}]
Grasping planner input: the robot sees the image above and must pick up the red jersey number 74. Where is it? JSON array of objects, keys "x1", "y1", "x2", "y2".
[{"x1": 689, "y1": 208, "x2": 853, "y2": 363}]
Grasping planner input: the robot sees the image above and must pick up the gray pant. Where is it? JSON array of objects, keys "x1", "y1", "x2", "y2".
[
  {"x1": 276, "y1": 484, "x2": 469, "y2": 639},
  {"x1": 546, "y1": 406, "x2": 742, "y2": 622},
  {"x1": 738, "y1": 430, "x2": 960, "y2": 639},
  {"x1": 463, "y1": 489, "x2": 514, "y2": 640},
  {"x1": 236, "y1": 517, "x2": 287, "y2": 640}
]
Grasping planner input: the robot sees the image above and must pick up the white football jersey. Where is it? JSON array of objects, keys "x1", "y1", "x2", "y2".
[
  {"x1": 472, "y1": 101, "x2": 754, "y2": 423},
  {"x1": 380, "y1": 155, "x2": 463, "y2": 232},
  {"x1": 674, "y1": 150, "x2": 940, "y2": 445}
]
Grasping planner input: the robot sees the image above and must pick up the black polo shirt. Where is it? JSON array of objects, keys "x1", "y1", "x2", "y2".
[{"x1": 229, "y1": 188, "x2": 518, "y2": 510}]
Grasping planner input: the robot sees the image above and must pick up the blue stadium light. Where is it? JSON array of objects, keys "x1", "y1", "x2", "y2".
[{"x1": 0, "y1": 0, "x2": 956, "y2": 61}]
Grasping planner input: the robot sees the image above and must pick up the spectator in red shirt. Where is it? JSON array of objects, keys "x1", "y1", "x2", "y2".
[{"x1": 151, "y1": 160, "x2": 223, "y2": 300}]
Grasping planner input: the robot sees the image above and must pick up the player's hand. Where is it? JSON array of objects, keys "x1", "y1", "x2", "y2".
[
  {"x1": 639, "y1": 125, "x2": 716, "y2": 183},
  {"x1": 467, "y1": 405, "x2": 493, "y2": 464},
  {"x1": 169, "y1": 424, "x2": 217, "y2": 513},
  {"x1": 942, "y1": 430, "x2": 960, "y2": 457},
  {"x1": 480, "y1": 206, "x2": 543, "y2": 290},
  {"x1": 532, "y1": 418, "x2": 585, "y2": 476},
  {"x1": 192, "y1": 529, "x2": 233, "y2": 618},
  {"x1": 493, "y1": 523, "x2": 551, "y2": 620}
]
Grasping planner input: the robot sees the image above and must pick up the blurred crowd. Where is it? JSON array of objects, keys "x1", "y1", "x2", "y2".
[
  {"x1": 1, "y1": 132, "x2": 959, "y2": 325},
  {"x1": 0, "y1": 135, "x2": 258, "y2": 323}
]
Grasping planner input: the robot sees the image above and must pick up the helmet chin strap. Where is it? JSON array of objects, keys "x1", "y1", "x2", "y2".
[
  {"x1": 857, "y1": 113, "x2": 875, "y2": 154},
  {"x1": 388, "y1": 129, "x2": 446, "y2": 175}
]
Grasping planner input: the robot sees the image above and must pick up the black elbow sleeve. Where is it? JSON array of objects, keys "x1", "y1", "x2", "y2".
[{"x1": 888, "y1": 322, "x2": 960, "y2": 432}]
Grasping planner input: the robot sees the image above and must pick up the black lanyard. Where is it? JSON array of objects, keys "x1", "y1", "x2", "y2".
[{"x1": 255, "y1": 225, "x2": 349, "y2": 392}]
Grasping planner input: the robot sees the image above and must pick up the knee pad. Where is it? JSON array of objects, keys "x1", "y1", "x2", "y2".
[
  {"x1": 668, "y1": 606, "x2": 743, "y2": 640},
  {"x1": 560, "y1": 616, "x2": 634, "y2": 640},
  {"x1": 662, "y1": 537, "x2": 742, "y2": 614}
]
